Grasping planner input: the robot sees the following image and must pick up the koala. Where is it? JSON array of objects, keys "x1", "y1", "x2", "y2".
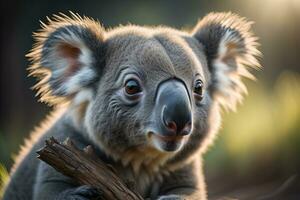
[{"x1": 3, "y1": 12, "x2": 260, "y2": 200}]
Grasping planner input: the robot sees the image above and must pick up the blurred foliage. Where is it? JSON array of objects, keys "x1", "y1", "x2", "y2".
[
  {"x1": 205, "y1": 71, "x2": 300, "y2": 188},
  {"x1": 0, "y1": 164, "x2": 9, "y2": 198}
]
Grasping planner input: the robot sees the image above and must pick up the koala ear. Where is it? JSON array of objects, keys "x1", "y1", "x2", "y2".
[
  {"x1": 27, "y1": 13, "x2": 105, "y2": 104},
  {"x1": 192, "y1": 12, "x2": 261, "y2": 110}
]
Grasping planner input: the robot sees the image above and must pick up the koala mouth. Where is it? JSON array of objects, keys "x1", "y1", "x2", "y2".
[
  {"x1": 154, "y1": 134, "x2": 185, "y2": 142},
  {"x1": 149, "y1": 132, "x2": 188, "y2": 152}
]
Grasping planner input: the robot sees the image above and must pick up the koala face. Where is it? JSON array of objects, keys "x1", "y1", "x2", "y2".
[
  {"x1": 28, "y1": 13, "x2": 260, "y2": 165},
  {"x1": 85, "y1": 28, "x2": 212, "y2": 155}
]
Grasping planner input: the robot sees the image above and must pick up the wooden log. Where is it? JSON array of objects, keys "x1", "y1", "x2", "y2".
[{"x1": 36, "y1": 137, "x2": 143, "y2": 200}]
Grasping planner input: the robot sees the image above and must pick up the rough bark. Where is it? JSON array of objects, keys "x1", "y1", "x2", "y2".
[{"x1": 37, "y1": 137, "x2": 144, "y2": 200}]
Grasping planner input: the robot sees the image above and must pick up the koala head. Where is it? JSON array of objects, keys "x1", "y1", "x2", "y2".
[{"x1": 28, "y1": 12, "x2": 260, "y2": 168}]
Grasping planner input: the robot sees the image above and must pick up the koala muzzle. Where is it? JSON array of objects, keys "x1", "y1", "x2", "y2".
[{"x1": 155, "y1": 79, "x2": 192, "y2": 137}]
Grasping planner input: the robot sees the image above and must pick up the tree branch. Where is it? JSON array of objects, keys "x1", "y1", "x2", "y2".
[{"x1": 36, "y1": 137, "x2": 143, "y2": 200}]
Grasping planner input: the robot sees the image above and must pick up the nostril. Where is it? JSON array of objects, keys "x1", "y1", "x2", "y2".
[
  {"x1": 180, "y1": 121, "x2": 192, "y2": 136},
  {"x1": 162, "y1": 105, "x2": 178, "y2": 134},
  {"x1": 166, "y1": 120, "x2": 177, "y2": 133}
]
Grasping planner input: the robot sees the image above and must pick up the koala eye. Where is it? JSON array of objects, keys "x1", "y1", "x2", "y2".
[
  {"x1": 194, "y1": 79, "x2": 203, "y2": 101},
  {"x1": 124, "y1": 79, "x2": 142, "y2": 96}
]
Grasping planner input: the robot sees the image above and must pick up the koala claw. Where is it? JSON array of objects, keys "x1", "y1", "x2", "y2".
[
  {"x1": 157, "y1": 194, "x2": 184, "y2": 200},
  {"x1": 55, "y1": 185, "x2": 101, "y2": 200}
]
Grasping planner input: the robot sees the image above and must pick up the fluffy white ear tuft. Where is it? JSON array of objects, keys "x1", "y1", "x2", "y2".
[
  {"x1": 27, "y1": 12, "x2": 105, "y2": 105},
  {"x1": 192, "y1": 12, "x2": 261, "y2": 110}
]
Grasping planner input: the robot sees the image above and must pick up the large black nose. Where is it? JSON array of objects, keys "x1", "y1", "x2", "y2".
[{"x1": 155, "y1": 79, "x2": 192, "y2": 136}]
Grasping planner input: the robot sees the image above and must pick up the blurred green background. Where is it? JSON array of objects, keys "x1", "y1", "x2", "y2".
[{"x1": 1, "y1": 0, "x2": 300, "y2": 199}]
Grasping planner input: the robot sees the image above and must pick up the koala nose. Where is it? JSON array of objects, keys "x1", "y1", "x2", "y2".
[{"x1": 155, "y1": 79, "x2": 193, "y2": 136}]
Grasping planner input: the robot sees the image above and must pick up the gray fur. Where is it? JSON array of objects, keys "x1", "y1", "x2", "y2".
[{"x1": 3, "y1": 12, "x2": 261, "y2": 200}]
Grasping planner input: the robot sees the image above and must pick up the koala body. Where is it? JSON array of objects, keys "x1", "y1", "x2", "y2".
[{"x1": 3, "y1": 12, "x2": 260, "y2": 200}]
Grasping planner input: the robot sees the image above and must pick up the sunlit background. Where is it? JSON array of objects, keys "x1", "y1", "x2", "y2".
[{"x1": 1, "y1": 0, "x2": 300, "y2": 199}]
